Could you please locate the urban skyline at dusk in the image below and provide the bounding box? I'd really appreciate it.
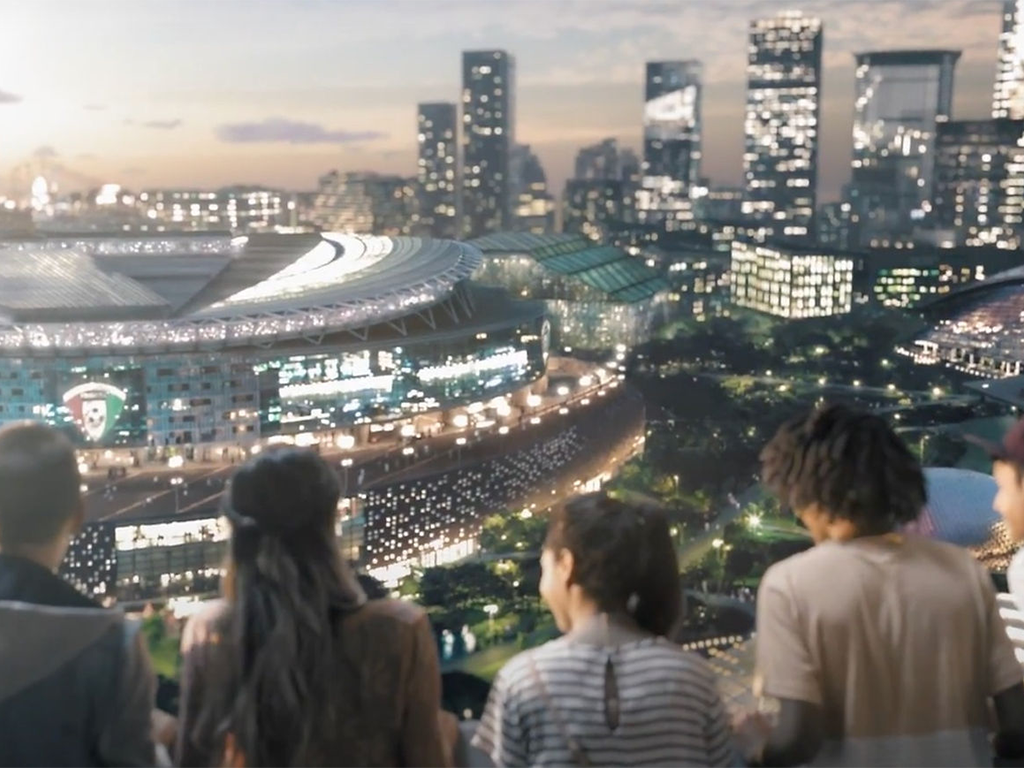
[0,0,1008,201]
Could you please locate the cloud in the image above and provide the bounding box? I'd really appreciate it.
[215,117,387,145]
[33,145,58,159]
[83,104,106,111]
[121,166,146,176]
[0,89,22,104]
[141,119,182,130]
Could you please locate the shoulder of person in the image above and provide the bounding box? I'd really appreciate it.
[357,596,429,628]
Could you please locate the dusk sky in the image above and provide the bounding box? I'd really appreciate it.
[0,0,1007,201]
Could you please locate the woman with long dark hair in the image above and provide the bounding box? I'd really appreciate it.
[472,491,735,766]
[175,448,450,767]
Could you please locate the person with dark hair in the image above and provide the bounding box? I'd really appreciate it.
[0,421,158,766]
[740,404,1024,766]
[176,447,451,767]
[472,491,735,766]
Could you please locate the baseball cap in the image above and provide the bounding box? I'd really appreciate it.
[964,418,1024,466]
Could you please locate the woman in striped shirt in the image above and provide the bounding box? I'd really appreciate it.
[473,492,736,767]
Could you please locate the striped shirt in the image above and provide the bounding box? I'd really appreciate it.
[472,629,736,766]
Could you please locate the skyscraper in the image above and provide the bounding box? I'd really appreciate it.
[461,50,514,239]
[637,60,702,230]
[743,11,822,241]
[574,138,622,181]
[510,144,555,234]
[994,0,1024,120]
[309,172,416,235]
[934,119,1024,248]
[847,50,959,247]
[417,102,458,238]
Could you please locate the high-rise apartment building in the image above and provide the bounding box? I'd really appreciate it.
[510,145,555,235]
[417,102,458,239]
[462,50,515,238]
[847,50,959,246]
[994,0,1024,120]
[743,12,822,241]
[934,119,1024,248]
[638,60,702,230]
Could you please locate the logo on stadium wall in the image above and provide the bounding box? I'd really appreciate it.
[62,382,127,442]
[541,319,551,363]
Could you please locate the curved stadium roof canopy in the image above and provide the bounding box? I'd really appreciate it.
[0,233,481,354]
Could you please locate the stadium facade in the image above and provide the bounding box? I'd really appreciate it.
[0,232,549,453]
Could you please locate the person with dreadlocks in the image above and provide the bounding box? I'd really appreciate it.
[736,404,1024,767]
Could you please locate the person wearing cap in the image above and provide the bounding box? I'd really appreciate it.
[970,419,1024,611]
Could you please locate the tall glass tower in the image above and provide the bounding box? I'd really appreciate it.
[994,0,1024,120]
[417,102,459,239]
[461,50,515,239]
[743,11,822,241]
[848,50,959,246]
[637,60,702,230]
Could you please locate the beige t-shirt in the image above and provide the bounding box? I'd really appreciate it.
[755,534,1023,767]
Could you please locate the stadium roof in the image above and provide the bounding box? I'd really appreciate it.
[0,233,482,354]
[470,232,670,302]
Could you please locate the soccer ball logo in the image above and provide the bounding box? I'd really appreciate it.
[62,382,127,443]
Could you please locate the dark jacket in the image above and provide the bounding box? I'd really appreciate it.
[0,554,156,767]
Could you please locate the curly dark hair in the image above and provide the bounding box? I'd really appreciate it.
[545,491,681,636]
[760,403,926,530]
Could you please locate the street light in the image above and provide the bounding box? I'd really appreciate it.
[556,386,570,397]
[484,603,499,635]
[527,394,542,408]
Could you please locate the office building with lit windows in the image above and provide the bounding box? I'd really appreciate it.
[563,179,632,241]
[511,144,555,234]
[417,102,459,239]
[730,240,852,318]
[575,138,623,181]
[994,0,1024,120]
[136,187,293,233]
[847,50,959,246]
[743,12,822,241]
[471,232,669,350]
[817,201,863,251]
[934,119,1024,248]
[638,60,702,230]
[309,172,417,235]
[462,50,515,238]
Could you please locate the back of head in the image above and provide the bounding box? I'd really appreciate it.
[213,448,363,766]
[760,403,926,530]
[547,492,681,636]
[0,421,80,549]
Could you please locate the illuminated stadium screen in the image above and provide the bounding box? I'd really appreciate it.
[46,368,148,448]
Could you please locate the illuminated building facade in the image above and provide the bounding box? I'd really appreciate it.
[0,233,548,448]
[511,144,555,234]
[309,172,417,235]
[743,12,822,241]
[847,50,959,246]
[994,0,1024,120]
[638,60,702,230]
[856,246,1019,308]
[562,179,631,241]
[471,232,669,350]
[462,50,515,238]
[730,240,853,318]
[417,102,459,239]
[137,187,292,233]
[934,119,1024,248]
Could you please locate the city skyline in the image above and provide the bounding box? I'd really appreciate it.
[0,0,1006,201]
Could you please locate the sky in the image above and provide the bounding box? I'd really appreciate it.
[0,0,1007,202]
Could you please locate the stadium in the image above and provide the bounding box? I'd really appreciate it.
[902,265,1024,378]
[0,231,550,454]
[0,232,647,602]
